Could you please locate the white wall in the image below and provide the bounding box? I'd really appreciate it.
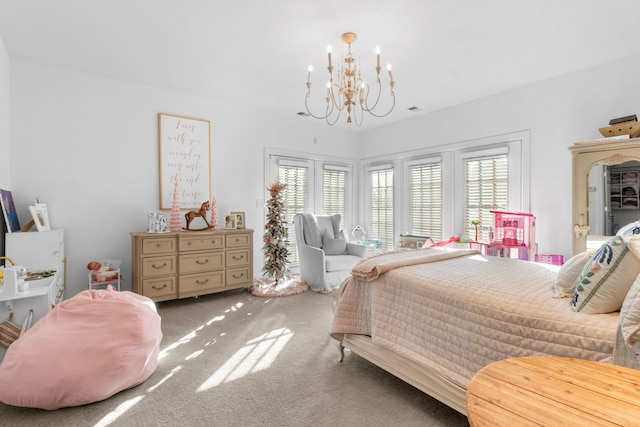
[7,58,359,297]
[0,38,9,253]
[358,53,640,258]
[0,38,9,189]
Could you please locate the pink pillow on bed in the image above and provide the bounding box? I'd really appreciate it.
[0,288,162,410]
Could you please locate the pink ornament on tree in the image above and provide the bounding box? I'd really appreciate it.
[169,181,182,231]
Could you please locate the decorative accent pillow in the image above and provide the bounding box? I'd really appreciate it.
[572,235,640,314]
[620,273,640,347]
[617,220,640,236]
[323,230,347,255]
[552,250,593,298]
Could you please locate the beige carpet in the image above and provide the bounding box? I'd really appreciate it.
[0,289,469,427]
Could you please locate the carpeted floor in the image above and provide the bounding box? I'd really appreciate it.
[0,288,470,426]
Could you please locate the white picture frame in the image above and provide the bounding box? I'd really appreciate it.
[29,204,51,232]
[231,211,245,229]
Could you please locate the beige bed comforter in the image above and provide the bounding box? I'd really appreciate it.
[332,249,621,389]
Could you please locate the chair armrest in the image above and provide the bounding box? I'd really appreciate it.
[346,243,368,258]
[297,242,327,283]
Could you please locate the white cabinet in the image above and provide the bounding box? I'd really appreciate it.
[2,229,65,322]
[5,229,65,274]
[1,229,65,361]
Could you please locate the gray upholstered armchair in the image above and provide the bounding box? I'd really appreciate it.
[293,213,367,293]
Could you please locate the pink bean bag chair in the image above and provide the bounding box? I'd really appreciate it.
[0,287,162,410]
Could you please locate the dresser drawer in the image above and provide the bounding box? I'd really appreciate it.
[226,267,251,286]
[180,251,224,274]
[142,276,177,299]
[226,233,251,248]
[179,271,224,295]
[226,248,250,267]
[142,255,177,278]
[142,237,177,255]
[179,235,224,252]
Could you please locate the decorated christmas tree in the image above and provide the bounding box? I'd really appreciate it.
[169,181,182,231]
[262,181,288,283]
[210,196,219,229]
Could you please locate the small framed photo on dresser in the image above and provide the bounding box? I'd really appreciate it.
[224,214,237,229]
[231,212,245,229]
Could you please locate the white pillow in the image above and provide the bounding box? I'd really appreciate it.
[572,235,640,314]
[621,273,640,347]
[617,220,640,236]
[552,251,593,298]
[323,230,347,255]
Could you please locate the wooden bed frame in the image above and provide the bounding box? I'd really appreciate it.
[339,333,468,415]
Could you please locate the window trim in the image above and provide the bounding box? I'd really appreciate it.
[264,147,358,249]
[361,130,530,244]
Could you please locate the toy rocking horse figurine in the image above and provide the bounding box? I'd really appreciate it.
[184,200,211,231]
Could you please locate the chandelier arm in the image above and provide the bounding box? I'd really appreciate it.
[328,83,346,112]
[325,86,342,126]
[304,91,332,120]
[363,90,396,118]
[361,78,383,113]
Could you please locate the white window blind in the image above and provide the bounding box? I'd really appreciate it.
[369,167,394,250]
[278,162,308,263]
[409,161,442,240]
[323,165,350,230]
[464,153,508,241]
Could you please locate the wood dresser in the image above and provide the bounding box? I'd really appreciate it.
[467,356,640,426]
[130,229,253,302]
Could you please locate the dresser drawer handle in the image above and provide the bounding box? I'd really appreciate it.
[152,262,167,269]
[152,283,167,290]
[232,255,244,261]
[232,273,244,279]
[196,259,209,265]
[196,278,209,285]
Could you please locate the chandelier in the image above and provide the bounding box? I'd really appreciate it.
[305,32,396,126]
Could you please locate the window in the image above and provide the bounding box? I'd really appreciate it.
[323,165,350,230]
[409,159,442,240]
[277,161,310,264]
[266,149,356,265]
[369,166,394,251]
[463,152,508,241]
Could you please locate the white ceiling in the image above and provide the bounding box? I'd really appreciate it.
[1,0,640,131]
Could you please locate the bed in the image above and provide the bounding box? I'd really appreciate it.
[331,241,640,415]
